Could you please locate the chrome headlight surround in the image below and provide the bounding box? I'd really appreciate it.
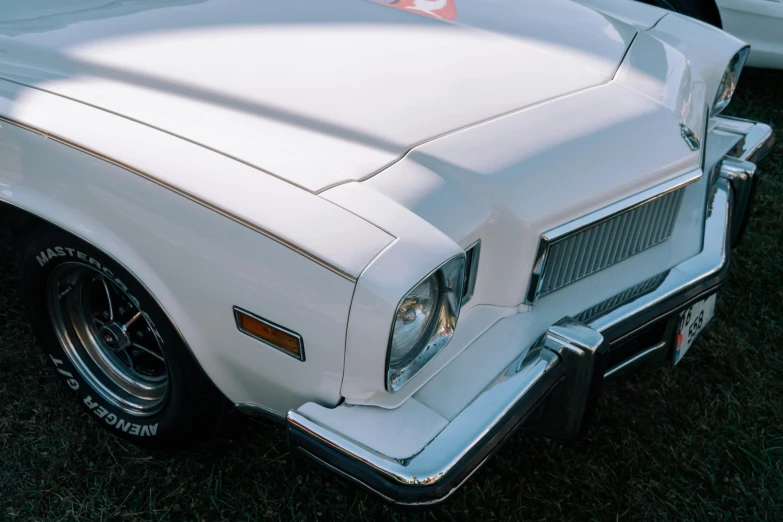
[713,46,749,115]
[386,255,465,393]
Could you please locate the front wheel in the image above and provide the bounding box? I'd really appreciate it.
[19,226,224,447]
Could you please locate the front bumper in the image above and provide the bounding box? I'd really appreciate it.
[286,118,774,506]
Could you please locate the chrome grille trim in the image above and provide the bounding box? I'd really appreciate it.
[461,241,481,305]
[526,169,702,304]
[573,271,669,325]
[540,190,683,295]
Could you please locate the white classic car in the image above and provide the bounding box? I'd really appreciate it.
[636,0,783,69]
[0,0,775,506]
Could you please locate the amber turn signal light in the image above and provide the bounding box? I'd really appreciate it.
[234,307,305,360]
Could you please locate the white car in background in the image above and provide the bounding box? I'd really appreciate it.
[0,0,775,505]
[637,0,783,68]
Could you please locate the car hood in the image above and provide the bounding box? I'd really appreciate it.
[0,0,640,192]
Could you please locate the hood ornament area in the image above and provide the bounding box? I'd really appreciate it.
[680,123,701,151]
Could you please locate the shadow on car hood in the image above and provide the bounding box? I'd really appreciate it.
[0,0,639,192]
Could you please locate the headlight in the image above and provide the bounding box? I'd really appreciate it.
[386,255,465,392]
[713,46,749,115]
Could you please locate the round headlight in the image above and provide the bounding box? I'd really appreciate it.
[386,255,466,392]
[389,274,440,367]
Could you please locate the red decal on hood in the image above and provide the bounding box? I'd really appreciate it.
[373,0,458,21]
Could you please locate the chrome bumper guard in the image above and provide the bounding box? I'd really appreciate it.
[286,120,774,506]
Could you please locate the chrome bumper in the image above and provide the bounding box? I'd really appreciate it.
[286,119,774,506]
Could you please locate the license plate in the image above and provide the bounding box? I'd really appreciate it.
[674,294,717,365]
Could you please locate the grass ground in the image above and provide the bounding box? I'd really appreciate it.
[1,74,782,522]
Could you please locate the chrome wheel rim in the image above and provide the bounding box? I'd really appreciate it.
[46,262,168,416]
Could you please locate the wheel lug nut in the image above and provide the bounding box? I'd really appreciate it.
[103,311,110,319]
[118,306,126,315]
[132,349,141,356]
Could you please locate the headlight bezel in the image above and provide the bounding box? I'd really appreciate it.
[713,46,750,116]
[387,274,442,368]
[385,254,466,393]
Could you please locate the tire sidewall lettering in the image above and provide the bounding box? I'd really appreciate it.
[38,245,163,438]
[36,245,164,345]
[82,395,158,437]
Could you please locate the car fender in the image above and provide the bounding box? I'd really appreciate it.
[0,80,394,415]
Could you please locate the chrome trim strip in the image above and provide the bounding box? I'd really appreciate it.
[0,115,358,282]
[700,103,710,171]
[526,236,552,304]
[233,306,305,361]
[720,157,756,182]
[720,157,757,247]
[526,169,701,304]
[587,178,731,337]
[527,319,607,440]
[461,240,481,305]
[544,170,700,244]
[604,340,667,379]
[720,118,775,165]
[288,344,563,504]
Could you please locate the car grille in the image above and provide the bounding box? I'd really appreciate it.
[573,271,669,325]
[528,186,686,302]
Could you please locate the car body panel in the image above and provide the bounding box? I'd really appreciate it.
[0,0,638,192]
[0,79,394,281]
[646,13,748,100]
[296,397,448,460]
[716,0,783,69]
[574,0,668,28]
[0,79,395,415]
[0,0,766,473]
[323,13,748,407]
[328,80,710,406]
[322,180,511,402]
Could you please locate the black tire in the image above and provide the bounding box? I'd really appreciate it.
[639,0,722,27]
[18,226,224,448]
